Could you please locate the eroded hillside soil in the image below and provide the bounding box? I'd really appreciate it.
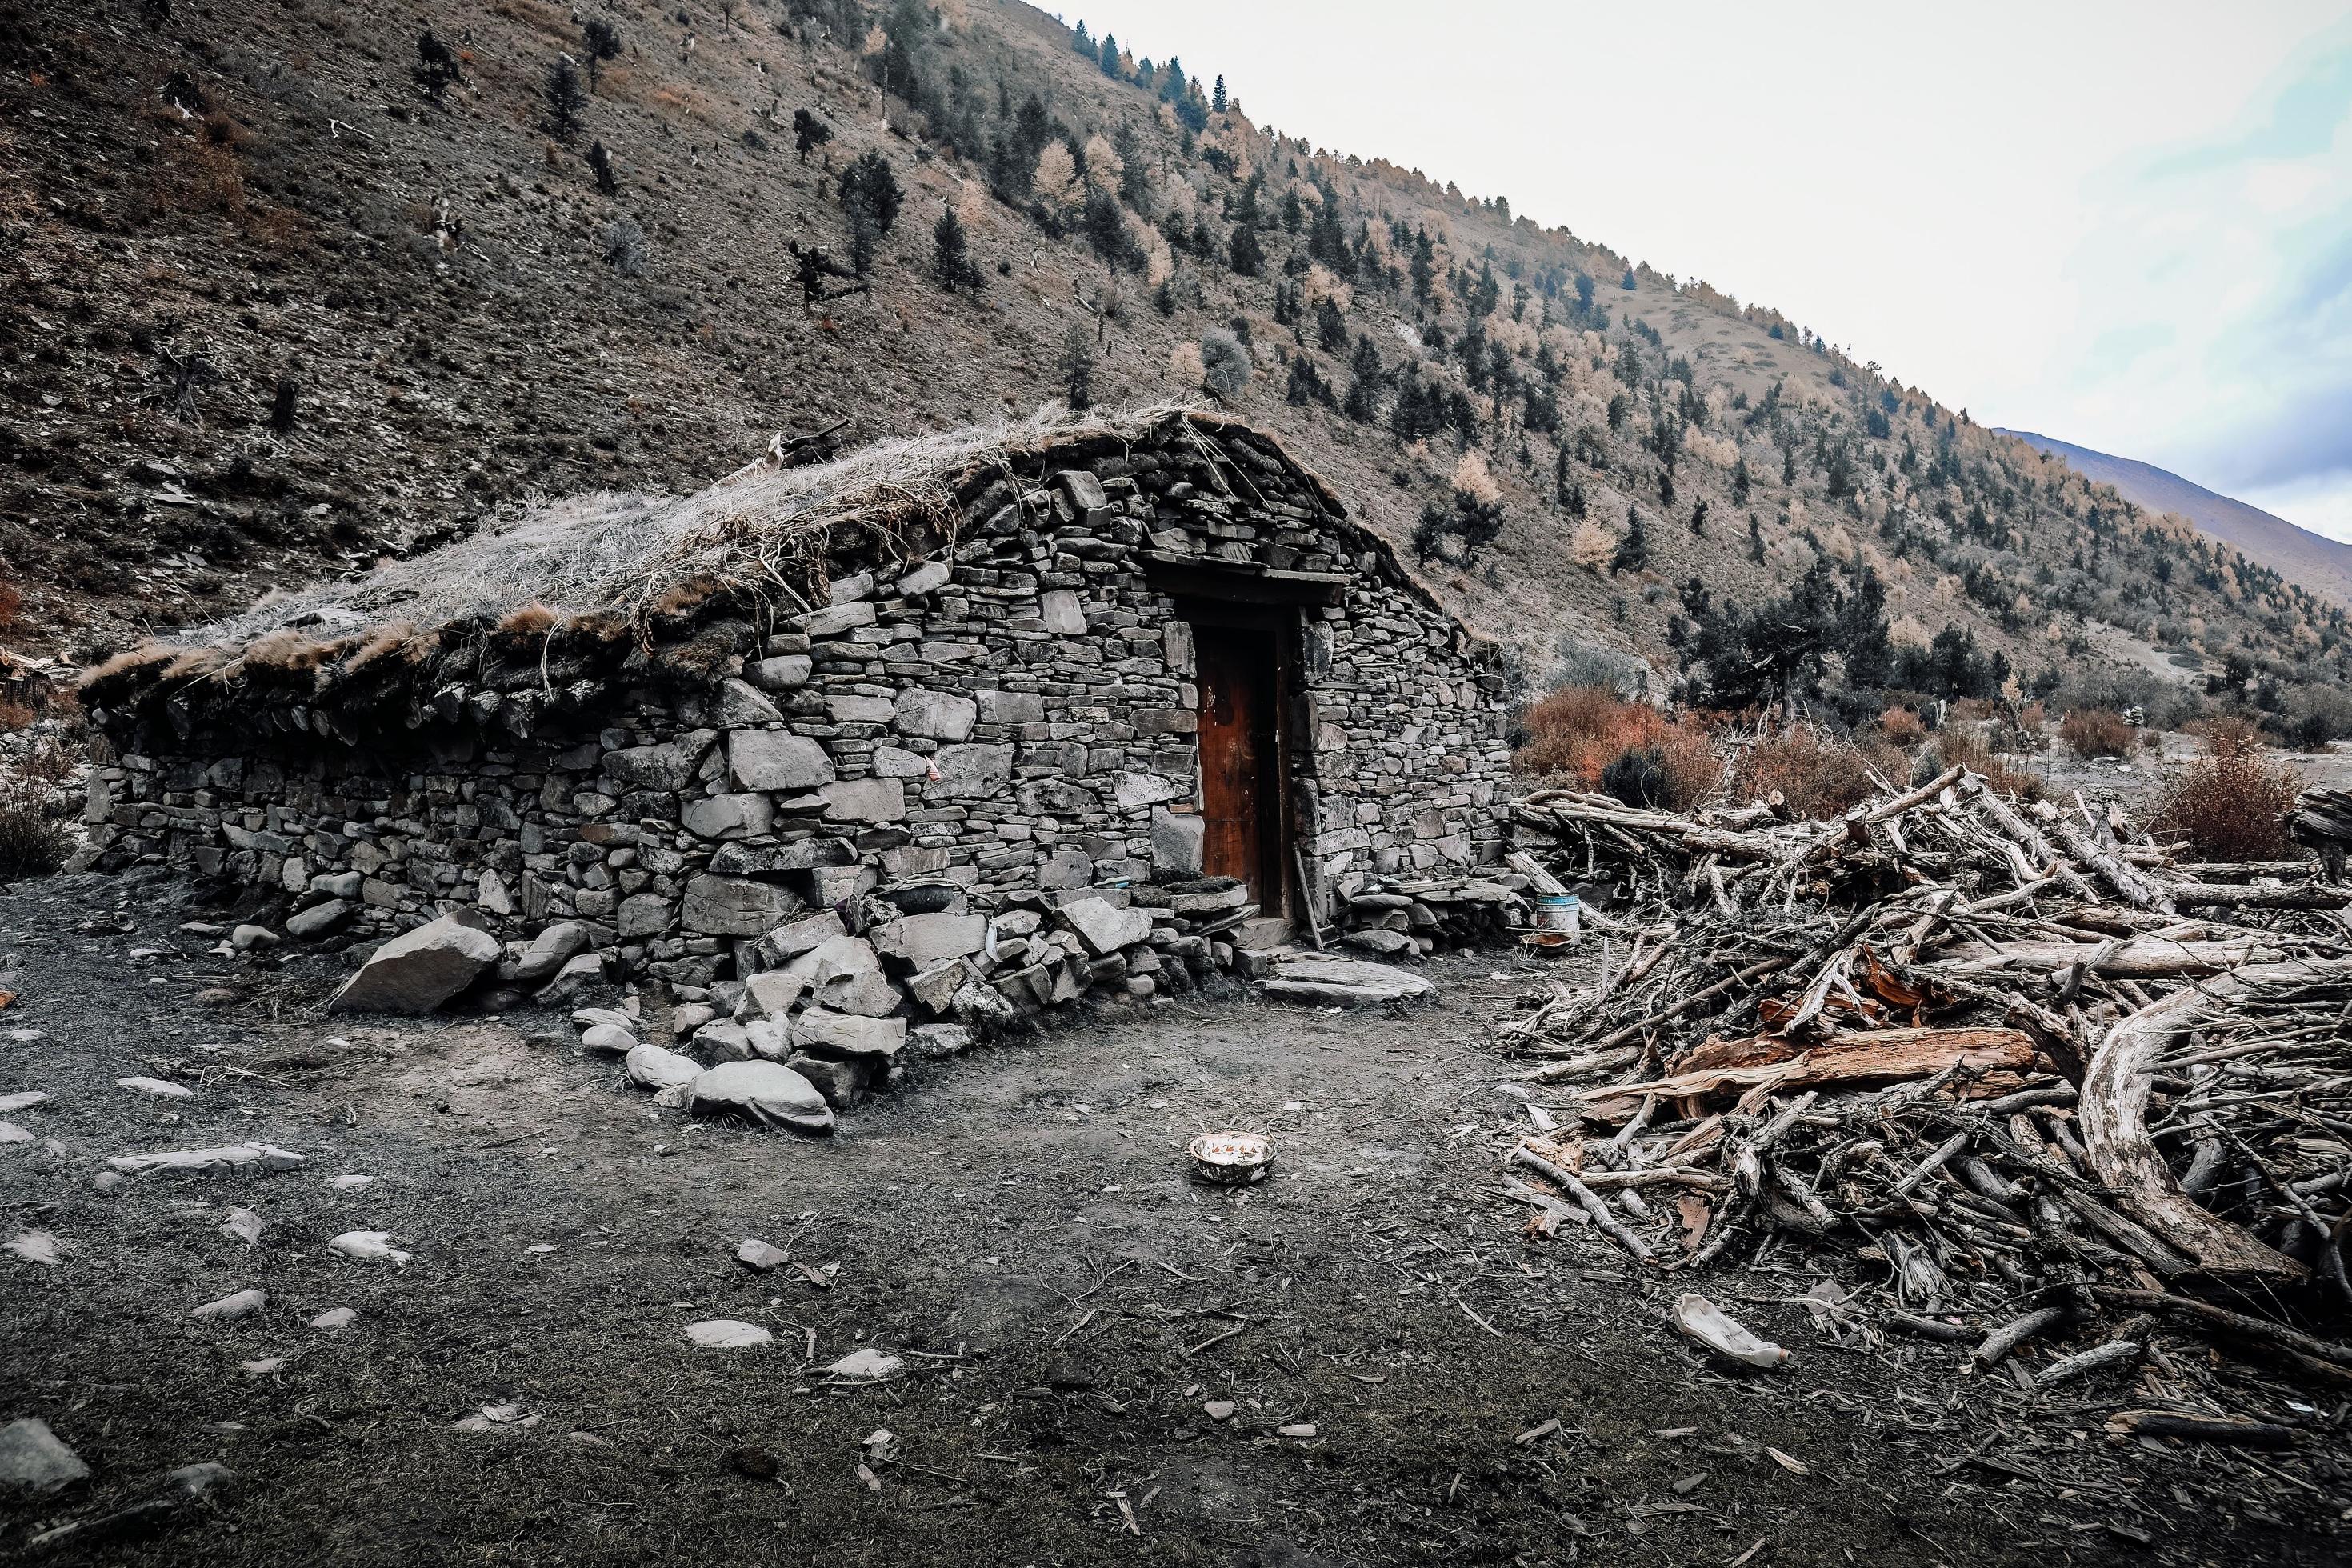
[2,867,2346,1565]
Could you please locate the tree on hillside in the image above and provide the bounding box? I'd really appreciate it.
[1082,188,1134,267]
[1229,222,1263,277]
[1200,329,1253,400]
[545,55,587,141]
[1620,268,1637,290]
[587,139,619,196]
[787,240,866,312]
[932,206,984,293]
[1314,296,1347,351]
[1060,323,1096,410]
[580,18,622,91]
[1071,20,1093,57]
[1098,34,1120,75]
[838,150,903,274]
[1610,509,1650,575]
[413,30,462,101]
[793,108,833,163]
[1212,74,1227,113]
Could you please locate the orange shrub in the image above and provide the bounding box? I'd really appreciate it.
[2153,730,2303,862]
[1516,686,1718,807]
[1875,705,1927,749]
[2058,708,2137,758]
[1730,726,1886,819]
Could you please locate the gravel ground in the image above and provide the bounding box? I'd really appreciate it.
[2,867,2347,1566]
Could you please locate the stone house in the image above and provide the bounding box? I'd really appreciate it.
[77,410,1514,1058]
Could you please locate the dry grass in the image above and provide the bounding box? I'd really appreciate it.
[1518,686,1720,809]
[1729,725,1889,820]
[2059,708,2138,758]
[172,403,1214,663]
[2154,723,2305,862]
[1930,726,2043,802]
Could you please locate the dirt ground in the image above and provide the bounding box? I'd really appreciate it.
[3,867,2349,1566]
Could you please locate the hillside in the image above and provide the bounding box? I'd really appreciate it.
[2000,430,2352,611]
[3,0,2348,718]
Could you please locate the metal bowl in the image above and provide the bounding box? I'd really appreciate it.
[1187,1130,1274,1186]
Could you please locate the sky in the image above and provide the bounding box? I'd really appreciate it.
[1058,1,2352,542]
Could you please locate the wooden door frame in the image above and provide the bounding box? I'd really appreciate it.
[1174,597,1299,919]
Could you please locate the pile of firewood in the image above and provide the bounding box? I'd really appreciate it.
[1497,766,2352,1387]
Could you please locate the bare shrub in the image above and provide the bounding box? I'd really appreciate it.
[2153,725,2303,862]
[2058,708,2137,758]
[1730,726,1886,819]
[601,216,646,276]
[0,775,68,881]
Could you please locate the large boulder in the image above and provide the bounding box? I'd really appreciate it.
[686,1061,834,1134]
[894,689,977,742]
[928,742,1014,799]
[715,678,783,727]
[790,1008,906,1061]
[820,778,906,823]
[626,1043,701,1093]
[1056,895,1153,958]
[606,730,716,792]
[682,793,776,841]
[1151,808,1206,876]
[682,875,798,937]
[754,910,847,967]
[0,1418,90,1492]
[328,915,502,1014]
[870,912,986,970]
[727,730,835,792]
[781,934,902,1018]
[1260,957,1434,1007]
[286,898,358,941]
[510,921,591,985]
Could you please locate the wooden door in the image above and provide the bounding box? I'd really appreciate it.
[1194,625,1284,910]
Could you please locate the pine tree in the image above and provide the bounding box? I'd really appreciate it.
[1098,34,1118,75]
[838,150,903,274]
[545,55,587,141]
[1212,74,1227,113]
[580,18,621,91]
[1060,322,1095,410]
[1731,455,1751,502]
[587,138,618,196]
[1747,513,1766,563]
[1314,295,1346,351]
[1228,221,1263,277]
[1620,267,1638,290]
[1072,20,1093,56]
[1610,510,1650,575]
[793,108,833,163]
[932,206,984,292]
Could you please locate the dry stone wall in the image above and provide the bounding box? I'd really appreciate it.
[82,428,1514,1038]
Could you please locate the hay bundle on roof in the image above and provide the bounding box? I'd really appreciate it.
[78,406,1353,745]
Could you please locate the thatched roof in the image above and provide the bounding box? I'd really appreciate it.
[78,406,1383,739]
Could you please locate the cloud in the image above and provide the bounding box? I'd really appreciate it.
[2057,23,2352,523]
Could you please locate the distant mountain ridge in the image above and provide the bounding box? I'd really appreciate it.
[1999,430,2352,610]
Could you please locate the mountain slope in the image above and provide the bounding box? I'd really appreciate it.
[2000,430,2352,611]
[2,0,2346,711]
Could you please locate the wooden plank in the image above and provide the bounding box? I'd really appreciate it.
[1574,1026,2037,1105]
